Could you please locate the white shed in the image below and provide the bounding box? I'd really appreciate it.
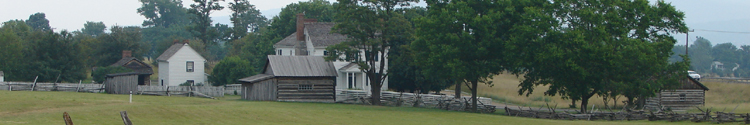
[156,42,206,86]
[0,71,4,82]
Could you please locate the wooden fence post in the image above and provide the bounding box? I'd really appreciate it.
[63,112,73,125]
[76,80,82,92]
[120,111,132,125]
[31,76,38,91]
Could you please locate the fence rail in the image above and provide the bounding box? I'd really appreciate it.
[336,89,495,113]
[702,77,750,84]
[137,86,224,97]
[0,82,103,92]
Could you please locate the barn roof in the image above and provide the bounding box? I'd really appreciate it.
[110,57,153,75]
[238,55,337,83]
[266,55,337,77]
[105,72,140,77]
[156,43,185,61]
[686,76,709,90]
[305,22,347,47]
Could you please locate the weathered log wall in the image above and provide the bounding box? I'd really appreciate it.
[645,89,705,111]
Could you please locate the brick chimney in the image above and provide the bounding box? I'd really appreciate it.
[122,50,132,58]
[296,13,305,41]
[296,13,318,41]
[173,39,180,44]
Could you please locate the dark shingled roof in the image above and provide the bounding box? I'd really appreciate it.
[110,57,153,75]
[687,76,709,90]
[305,22,347,47]
[156,43,185,61]
[274,33,300,47]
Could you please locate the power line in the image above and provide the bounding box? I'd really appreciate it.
[694,29,750,34]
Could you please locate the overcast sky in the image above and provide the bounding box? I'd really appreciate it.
[1,0,748,45]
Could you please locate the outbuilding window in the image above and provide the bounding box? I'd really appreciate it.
[186,61,194,72]
[299,84,313,90]
[679,94,686,102]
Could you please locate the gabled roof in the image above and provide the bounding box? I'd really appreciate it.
[274,33,300,47]
[238,55,337,83]
[0,71,4,76]
[686,76,709,90]
[265,55,337,77]
[105,72,140,77]
[110,57,153,74]
[305,22,347,47]
[157,43,191,61]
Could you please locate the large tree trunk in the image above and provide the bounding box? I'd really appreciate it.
[470,80,478,112]
[454,82,461,98]
[580,97,589,113]
[371,78,382,105]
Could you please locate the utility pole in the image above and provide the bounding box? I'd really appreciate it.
[686,29,694,55]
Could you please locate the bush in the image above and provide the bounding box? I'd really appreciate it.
[208,56,255,86]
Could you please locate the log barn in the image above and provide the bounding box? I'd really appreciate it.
[646,76,709,111]
[104,72,140,94]
[238,55,337,103]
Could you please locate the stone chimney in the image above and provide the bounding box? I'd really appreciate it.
[122,50,132,58]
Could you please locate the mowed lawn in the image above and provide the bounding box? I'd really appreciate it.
[468,73,750,113]
[0,91,709,125]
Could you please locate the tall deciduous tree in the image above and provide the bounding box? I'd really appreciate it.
[266,0,334,42]
[413,0,551,112]
[0,20,30,81]
[326,0,416,106]
[188,0,224,49]
[228,0,267,41]
[26,13,52,31]
[137,0,191,27]
[94,26,146,66]
[512,0,689,112]
[81,21,106,36]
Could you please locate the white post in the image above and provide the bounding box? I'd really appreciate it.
[76,80,82,92]
[129,91,133,103]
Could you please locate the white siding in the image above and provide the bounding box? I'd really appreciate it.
[276,47,295,56]
[161,44,207,86]
[158,61,169,86]
[0,76,4,82]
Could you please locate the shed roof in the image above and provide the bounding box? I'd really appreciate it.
[305,22,347,47]
[156,43,185,61]
[110,57,153,74]
[686,76,709,90]
[237,74,274,83]
[265,55,337,77]
[105,72,140,77]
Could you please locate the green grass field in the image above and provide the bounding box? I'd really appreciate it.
[466,73,750,113]
[0,91,713,125]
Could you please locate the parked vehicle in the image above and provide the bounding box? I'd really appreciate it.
[688,70,700,81]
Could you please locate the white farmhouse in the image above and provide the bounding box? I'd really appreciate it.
[157,42,206,86]
[273,13,388,94]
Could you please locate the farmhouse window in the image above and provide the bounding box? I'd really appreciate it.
[324,51,328,56]
[679,94,686,102]
[186,61,194,72]
[348,73,356,89]
[299,84,313,90]
[278,49,282,55]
